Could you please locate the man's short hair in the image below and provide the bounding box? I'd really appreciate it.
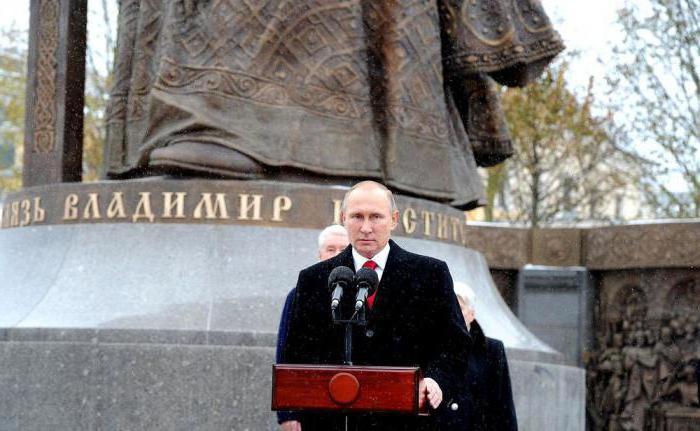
[340,180,398,213]
[454,281,476,312]
[317,224,348,249]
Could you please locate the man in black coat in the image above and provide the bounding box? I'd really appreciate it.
[438,284,518,431]
[283,181,471,431]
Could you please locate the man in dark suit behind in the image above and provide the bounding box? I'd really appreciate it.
[283,181,471,431]
[439,283,518,431]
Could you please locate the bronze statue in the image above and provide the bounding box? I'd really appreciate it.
[104,0,563,208]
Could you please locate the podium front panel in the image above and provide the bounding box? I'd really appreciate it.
[272,364,424,414]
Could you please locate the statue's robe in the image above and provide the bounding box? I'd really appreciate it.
[105,0,563,209]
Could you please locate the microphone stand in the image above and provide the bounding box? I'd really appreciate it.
[344,323,353,366]
[333,302,367,431]
[334,307,366,364]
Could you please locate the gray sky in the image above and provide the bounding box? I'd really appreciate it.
[542,0,626,94]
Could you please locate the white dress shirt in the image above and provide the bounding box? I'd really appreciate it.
[351,243,390,283]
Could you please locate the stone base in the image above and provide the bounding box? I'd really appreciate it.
[0,328,583,431]
[0,329,276,430]
[0,180,585,430]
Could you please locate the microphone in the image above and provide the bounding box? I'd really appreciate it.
[354,267,379,311]
[328,266,355,311]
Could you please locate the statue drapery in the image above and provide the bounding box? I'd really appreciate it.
[105,0,563,209]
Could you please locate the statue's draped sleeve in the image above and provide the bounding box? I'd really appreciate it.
[439,0,563,85]
[438,0,564,166]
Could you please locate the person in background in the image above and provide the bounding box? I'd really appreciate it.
[442,282,518,431]
[275,224,349,431]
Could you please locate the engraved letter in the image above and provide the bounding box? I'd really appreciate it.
[162,192,187,219]
[107,192,127,219]
[459,221,468,245]
[272,195,293,222]
[436,213,448,240]
[333,199,343,224]
[402,207,417,234]
[450,217,462,242]
[33,197,45,223]
[10,201,19,227]
[20,199,31,226]
[238,194,263,220]
[194,193,229,219]
[132,192,155,223]
[63,194,79,220]
[421,211,435,237]
[83,193,101,219]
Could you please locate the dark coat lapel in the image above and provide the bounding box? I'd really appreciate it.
[469,319,488,351]
[334,244,354,270]
[368,239,407,315]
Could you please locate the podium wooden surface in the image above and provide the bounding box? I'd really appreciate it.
[272,364,427,415]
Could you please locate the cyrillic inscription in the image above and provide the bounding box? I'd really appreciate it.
[0,188,467,247]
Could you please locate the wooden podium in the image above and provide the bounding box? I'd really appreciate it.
[271,364,429,415]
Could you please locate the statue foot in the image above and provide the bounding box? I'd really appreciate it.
[149,142,266,179]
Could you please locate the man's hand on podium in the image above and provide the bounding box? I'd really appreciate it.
[418,377,443,409]
[280,420,301,431]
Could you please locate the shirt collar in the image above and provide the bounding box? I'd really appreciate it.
[351,242,390,272]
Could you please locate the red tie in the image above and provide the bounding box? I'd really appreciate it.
[362,260,378,308]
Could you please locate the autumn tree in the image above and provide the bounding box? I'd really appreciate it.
[486,60,643,227]
[0,26,26,191]
[0,2,114,192]
[608,0,699,217]
[82,0,115,182]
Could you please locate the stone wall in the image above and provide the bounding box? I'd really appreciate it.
[465,221,700,431]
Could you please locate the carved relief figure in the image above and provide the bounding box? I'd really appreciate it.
[655,326,684,397]
[603,356,628,431]
[621,330,657,431]
[104,0,563,209]
[589,278,700,431]
[660,364,699,408]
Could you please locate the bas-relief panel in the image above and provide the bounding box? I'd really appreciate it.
[587,270,700,431]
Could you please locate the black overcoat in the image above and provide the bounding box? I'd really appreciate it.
[438,319,518,431]
[283,240,471,431]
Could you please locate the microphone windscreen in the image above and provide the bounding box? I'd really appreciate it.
[355,267,379,294]
[328,266,355,291]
